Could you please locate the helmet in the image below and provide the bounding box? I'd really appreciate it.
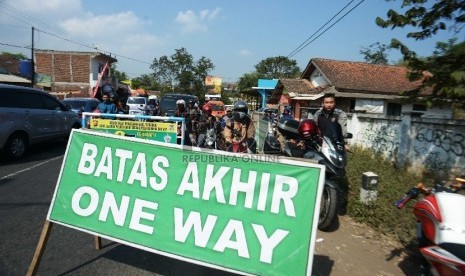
[298,119,318,139]
[233,100,248,113]
[202,104,212,116]
[176,99,185,106]
[187,99,196,106]
[233,100,248,121]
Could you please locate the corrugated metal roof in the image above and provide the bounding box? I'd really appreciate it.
[0,74,30,83]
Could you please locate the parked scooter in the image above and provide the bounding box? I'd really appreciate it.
[277,117,352,231]
[395,177,465,275]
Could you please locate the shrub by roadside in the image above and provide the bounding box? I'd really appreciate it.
[345,146,426,245]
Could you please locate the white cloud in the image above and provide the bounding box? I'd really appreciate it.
[175,8,221,33]
[239,49,253,56]
[6,0,82,15]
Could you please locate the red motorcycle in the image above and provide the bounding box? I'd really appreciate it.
[395,177,465,275]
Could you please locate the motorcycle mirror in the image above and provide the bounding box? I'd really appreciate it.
[345,133,353,139]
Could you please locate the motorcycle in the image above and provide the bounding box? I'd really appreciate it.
[277,117,351,231]
[395,177,465,275]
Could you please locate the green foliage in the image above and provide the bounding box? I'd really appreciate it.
[376,0,465,104]
[254,56,301,79]
[150,47,215,98]
[391,38,465,103]
[376,0,464,41]
[110,64,128,82]
[237,72,261,92]
[359,42,390,64]
[345,146,428,245]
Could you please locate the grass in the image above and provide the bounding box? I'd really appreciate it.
[344,146,429,245]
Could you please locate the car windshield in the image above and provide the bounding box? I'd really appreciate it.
[210,104,224,111]
[128,98,146,104]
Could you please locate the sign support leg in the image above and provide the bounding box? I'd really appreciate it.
[27,220,53,276]
[94,236,102,250]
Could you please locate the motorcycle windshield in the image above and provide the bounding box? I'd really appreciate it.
[321,136,347,169]
[318,117,344,144]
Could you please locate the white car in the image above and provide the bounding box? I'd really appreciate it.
[0,84,81,159]
[126,96,148,115]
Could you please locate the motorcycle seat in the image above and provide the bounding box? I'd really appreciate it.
[277,118,300,139]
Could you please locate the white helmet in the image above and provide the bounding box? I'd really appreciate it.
[148,95,157,100]
[176,99,185,106]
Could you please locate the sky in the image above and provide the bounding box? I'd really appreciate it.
[0,0,463,83]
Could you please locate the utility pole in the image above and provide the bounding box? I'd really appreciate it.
[31,26,35,87]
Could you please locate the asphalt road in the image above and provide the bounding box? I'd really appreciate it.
[0,140,417,276]
[0,141,235,276]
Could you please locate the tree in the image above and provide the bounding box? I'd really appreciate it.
[236,56,300,92]
[254,56,301,79]
[360,42,390,64]
[376,0,465,103]
[150,48,215,98]
[237,72,261,92]
[132,73,160,91]
[110,64,128,82]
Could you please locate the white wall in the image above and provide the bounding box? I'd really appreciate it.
[348,113,465,179]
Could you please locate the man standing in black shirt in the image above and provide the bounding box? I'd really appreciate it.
[313,93,348,144]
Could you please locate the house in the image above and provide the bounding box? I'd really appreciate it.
[267,78,324,120]
[34,49,118,99]
[300,58,452,119]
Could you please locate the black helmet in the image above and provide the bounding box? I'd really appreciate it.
[233,100,248,121]
[187,99,196,106]
[233,100,248,113]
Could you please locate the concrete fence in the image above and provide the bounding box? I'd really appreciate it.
[349,113,465,179]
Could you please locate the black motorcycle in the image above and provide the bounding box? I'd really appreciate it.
[277,117,352,231]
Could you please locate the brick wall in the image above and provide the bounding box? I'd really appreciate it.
[35,52,90,83]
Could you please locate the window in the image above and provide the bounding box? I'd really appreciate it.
[41,95,62,110]
[22,93,43,109]
[413,104,427,111]
[0,89,22,108]
[386,102,402,116]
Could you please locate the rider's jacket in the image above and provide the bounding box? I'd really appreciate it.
[313,108,348,142]
[222,117,255,144]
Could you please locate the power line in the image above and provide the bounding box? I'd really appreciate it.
[0,2,152,69]
[288,0,365,58]
[288,0,357,58]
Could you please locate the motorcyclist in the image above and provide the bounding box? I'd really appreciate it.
[175,99,187,118]
[222,100,256,153]
[197,104,221,148]
[186,99,200,145]
[147,95,160,116]
[313,93,348,145]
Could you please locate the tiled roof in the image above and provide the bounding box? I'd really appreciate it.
[279,78,318,95]
[304,58,423,94]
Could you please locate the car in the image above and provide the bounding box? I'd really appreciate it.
[204,100,225,117]
[159,93,199,117]
[126,96,148,115]
[62,97,100,118]
[0,84,81,159]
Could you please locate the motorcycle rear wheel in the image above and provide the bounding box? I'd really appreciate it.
[318,184,338,231]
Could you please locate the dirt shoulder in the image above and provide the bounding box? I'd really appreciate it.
[312,216,421,276]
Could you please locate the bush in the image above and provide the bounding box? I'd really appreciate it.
[345,146,427,245]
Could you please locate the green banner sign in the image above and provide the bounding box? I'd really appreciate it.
[48,129,324,276]
[89,118,177,143]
